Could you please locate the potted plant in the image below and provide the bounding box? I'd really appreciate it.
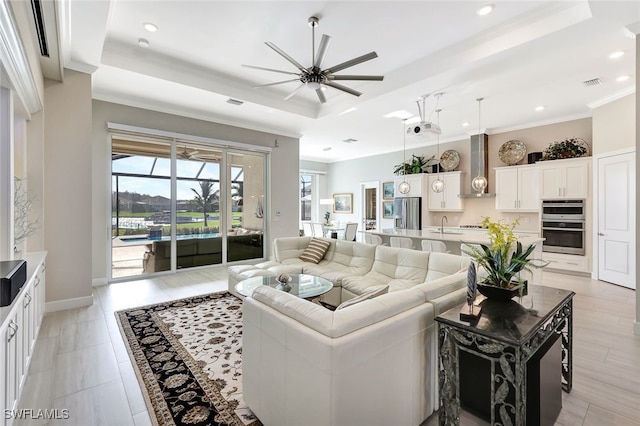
[542,137,589,161]
[463,217,547,300]
[393,154,437,175]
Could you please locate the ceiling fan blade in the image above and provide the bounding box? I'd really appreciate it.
[329,75,384,81]
[265,42,307,73]
[253,79,301,88]
[316,88,326,104]
[314,35,331,69]
[323,81,362,97]
[242,64,300,76]
[324,51,378,74]
[284,83,306,101]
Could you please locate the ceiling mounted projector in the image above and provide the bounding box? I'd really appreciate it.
[407,122,441,136]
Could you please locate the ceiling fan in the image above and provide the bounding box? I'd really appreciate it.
[178,146,220,162]
[243,16,384,103]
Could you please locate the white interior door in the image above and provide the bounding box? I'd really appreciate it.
[598,152,635,288]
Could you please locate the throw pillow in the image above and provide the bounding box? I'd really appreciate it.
[336,285,389,310]
[299,238,331,264]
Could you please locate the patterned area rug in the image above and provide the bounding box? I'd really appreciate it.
[115,292,261,426]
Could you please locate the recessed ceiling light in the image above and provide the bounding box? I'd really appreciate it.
[609,50,624,59]
[616,75,630,82]
[143,22,158,32]
[384,110,413,119]
[462,122,470,127]
[535,105,545,112]
[476,4,494,16]
[137,38,150,48]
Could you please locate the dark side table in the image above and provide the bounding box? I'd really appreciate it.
[435,285,574,426]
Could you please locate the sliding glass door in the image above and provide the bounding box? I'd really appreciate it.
[111,137,266,280]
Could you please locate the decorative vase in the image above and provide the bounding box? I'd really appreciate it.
[477,280,527,302]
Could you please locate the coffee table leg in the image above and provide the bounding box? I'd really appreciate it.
[439,324,460,425]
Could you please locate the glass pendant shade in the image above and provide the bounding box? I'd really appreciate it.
[432,177,445,193]
[398,180,411,194]
[472,175,488,194]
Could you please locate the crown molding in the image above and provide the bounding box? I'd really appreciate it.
[587,86,636,109]
[0,0,43,114]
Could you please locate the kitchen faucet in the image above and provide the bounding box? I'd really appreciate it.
[441,215,448,234]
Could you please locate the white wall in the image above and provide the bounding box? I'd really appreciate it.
[44,70,93,305]
[593,94,635,153]
[92,101,300,282]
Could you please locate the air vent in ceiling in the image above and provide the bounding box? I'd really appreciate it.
[30,0,49,57]
[226,98,243,106]
[342,138,358,144]
[582,78,603,87]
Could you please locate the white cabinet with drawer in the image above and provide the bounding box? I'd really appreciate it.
[542,251,590,273]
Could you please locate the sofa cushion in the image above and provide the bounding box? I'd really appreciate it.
[299,238,331,264]
[371,246,431,282]
[336,285,389,310]
[425,252,471,281]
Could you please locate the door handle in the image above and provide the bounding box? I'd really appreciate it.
[598,232,606,236]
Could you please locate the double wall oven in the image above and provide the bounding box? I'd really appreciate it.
[541,200,585,255]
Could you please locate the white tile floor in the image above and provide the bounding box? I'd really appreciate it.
[15,268,640,426]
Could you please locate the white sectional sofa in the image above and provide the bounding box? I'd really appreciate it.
[234,236,472,426]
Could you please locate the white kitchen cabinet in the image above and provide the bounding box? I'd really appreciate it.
[393,174,425,198]
[495,165,540,211]
[542,251,590,273]
[427,171,464,211]
[0,253,47,426]
[539,158,589,199]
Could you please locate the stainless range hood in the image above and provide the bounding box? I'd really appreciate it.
[460,133,495,198]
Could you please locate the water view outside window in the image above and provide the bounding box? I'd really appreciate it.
[111,138,265,279]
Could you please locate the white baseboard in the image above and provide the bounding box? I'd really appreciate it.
[634,321,640,336]
[92,278,108,287]
[45,295,94,313]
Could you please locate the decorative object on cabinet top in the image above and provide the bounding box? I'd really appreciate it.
[439,150,460,171]
[393,154,437,175]
[542,137,590,161]
[498,140,527,166]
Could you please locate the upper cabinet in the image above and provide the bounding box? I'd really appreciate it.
[539,158,589,199]
[427,171,464,211]
[393,174,425,198]
[495,164,540,211]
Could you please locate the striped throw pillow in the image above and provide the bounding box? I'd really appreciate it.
[299,238,331,264]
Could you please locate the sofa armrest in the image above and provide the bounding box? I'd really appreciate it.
[250,285,424,338]
[413,270,468,302]
[428,287,467,316]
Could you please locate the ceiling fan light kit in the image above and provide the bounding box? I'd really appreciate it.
[244,16,384,103]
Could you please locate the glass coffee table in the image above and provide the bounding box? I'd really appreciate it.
[235,273,333,299]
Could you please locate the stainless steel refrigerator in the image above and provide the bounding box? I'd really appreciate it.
[393,197,422,230]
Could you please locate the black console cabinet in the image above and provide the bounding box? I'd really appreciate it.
[436,286,574,425]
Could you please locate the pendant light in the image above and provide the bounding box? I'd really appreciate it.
[471,97,488,194]
[431,108,445,193]
[398,118,411,194]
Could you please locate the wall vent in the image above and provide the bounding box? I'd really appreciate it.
[342,138,358,143]
[582,78,603,87]
[226,98,243,106]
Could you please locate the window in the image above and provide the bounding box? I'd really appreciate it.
[110,137,265,279]
[300,174,312,221]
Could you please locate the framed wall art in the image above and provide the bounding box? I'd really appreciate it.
[333,193,353,214]
[382,181,394,200]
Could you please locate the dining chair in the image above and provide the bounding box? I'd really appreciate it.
[421,239,448,253]
[390,237,414,249]
[343,222,358,241]
[302,222,313,237]
[312,223,325,238]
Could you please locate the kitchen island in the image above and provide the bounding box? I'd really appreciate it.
[364,228,545,283]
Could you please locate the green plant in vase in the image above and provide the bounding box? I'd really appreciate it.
[463,217,547,297]
[393,154,437,175]
[542,137,589,160]
[324,211,332,226]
